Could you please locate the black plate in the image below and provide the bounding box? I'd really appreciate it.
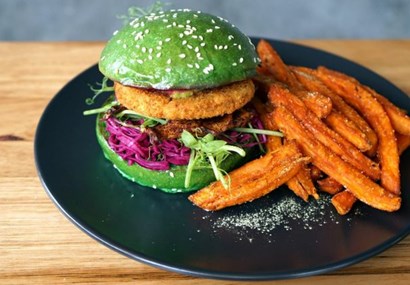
[35,39,410,280]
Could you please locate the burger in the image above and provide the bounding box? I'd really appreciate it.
[86,9,266,193]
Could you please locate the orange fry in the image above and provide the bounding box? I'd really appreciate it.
[286,175,309,202]
[316,66,400,195]
[251,98,282,151]
[188,141,307,211]
[268,83,380,181]
[331,190,358,215]
[272,105,401,212]
[291,66,378,155]
[257,40,300,87]
[287,164,319,200]
[252,97,318,201]
[311,65,410,136]
[310,165,323,181]
[293,90,332,119]
[317,177,343,195]
[324,110,372,152]
[365,86,410,136]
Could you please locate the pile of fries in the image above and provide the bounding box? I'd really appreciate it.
[189,40,410,215]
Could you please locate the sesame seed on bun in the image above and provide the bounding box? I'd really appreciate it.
[99,9,260,90]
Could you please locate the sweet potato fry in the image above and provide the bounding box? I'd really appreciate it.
[397,133,410,155]
[310,165,323,181]
[252,97,319,201]
[251,98,282,151]
[286,175,309,202]
[316,66,400,195]
[310,65,410,136]
[324,110,372,152]
[291,66,378,154]
[293,90,332,119]
[268,83,380,181]
[365,86,410,136]
[331,190,357,215]
[272,105,401,212]
[288,164,319,200]
[257,39,300,87]
[317,177,343,195]
[189,141,308,211]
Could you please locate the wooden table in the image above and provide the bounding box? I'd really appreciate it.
[1,41,409,284]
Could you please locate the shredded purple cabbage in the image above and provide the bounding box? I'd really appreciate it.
[105,117,190,170]
[104,114,267,171]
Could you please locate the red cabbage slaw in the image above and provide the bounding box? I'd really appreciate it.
[104,114,267,171]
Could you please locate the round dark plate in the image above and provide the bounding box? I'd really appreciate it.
[35,38,410,280]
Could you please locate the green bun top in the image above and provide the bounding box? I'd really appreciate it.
[99,9,260,90]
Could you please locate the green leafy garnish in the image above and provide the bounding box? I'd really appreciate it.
[233,124,283,153]
[83,100,119,116]
[116,109,168,128]
[231,127,283,137]
[117,1,170,25]
[181,131,246,189]
[85,76,115,105]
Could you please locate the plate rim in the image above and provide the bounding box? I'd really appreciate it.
[34,38,410,281]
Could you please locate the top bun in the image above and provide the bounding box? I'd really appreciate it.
[99,9,260,90]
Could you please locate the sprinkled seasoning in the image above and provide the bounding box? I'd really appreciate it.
[208,194,361,240]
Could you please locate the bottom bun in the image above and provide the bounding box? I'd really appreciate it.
[95,114,259,193]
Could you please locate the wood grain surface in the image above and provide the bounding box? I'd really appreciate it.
[0,41,409,284]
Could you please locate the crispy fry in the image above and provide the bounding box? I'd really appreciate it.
[188,141,307,211]
[288,163,319,200]
[252,97,319,201]
[291,66,378,154]
[311,65,410,136]
[365,86,410,136]
[310,165,323,181]
[293,90,332,119]
[257,40,300,87]
[316,66,400,195]
[272,105,401,212]
[251,97,282,151]
[286,175,309,202]
[324,110,372,152]
[317,177,343,195]
[331,190,358,215]
[397,134,410,155]
[268,83,381,181]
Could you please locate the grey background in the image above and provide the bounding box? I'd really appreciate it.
[1,0,409,41]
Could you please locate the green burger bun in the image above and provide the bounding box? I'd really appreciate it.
[99,9,259,89]
[96,106,259,193]
[93,8,261,193]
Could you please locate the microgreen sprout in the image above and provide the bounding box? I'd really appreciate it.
[117,1,170,25]
[231,127,284,137]
[83,100,119,116]
[85,76,115,105]
[232,126,283,153]
[116,109,168,128]
[181,130,245,189]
